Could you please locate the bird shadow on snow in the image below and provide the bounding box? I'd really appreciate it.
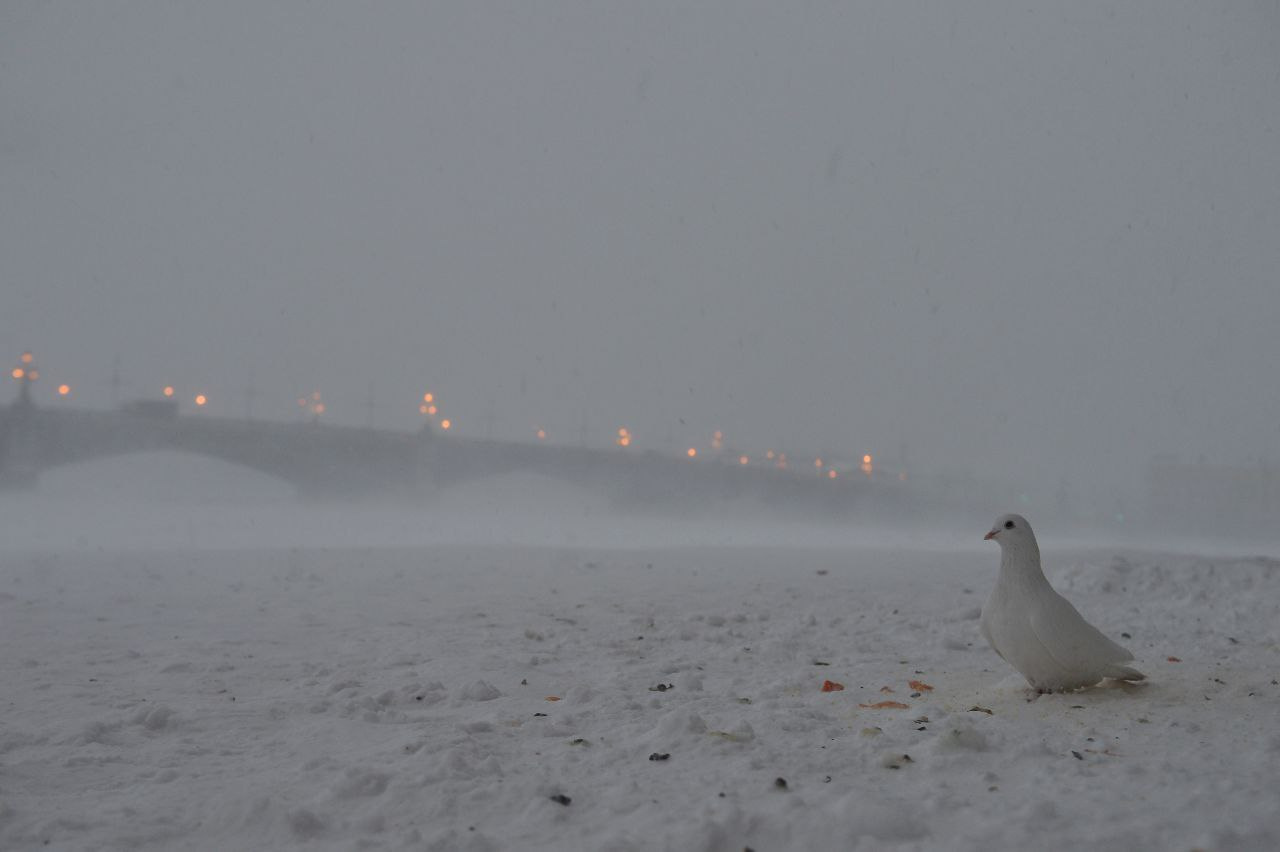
[959,673,1153,713]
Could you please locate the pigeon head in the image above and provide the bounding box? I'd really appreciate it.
[983,513,1035,548]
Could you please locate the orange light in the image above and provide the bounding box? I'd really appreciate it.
[739,455,749,465]
[195,394,207,406]
[863,454,872,465]
[618,436,631,447]
[618,427,629,437]
[11,367,23,380]
[163,386,175,398]
[827,469,838,479]
[536,429,547,440]
[20,351,33,364]
[58,384,70,396]
[713,431,723,440]
[814,458,824,468]
[423,392,434,403]
[440,419,452,430]
[26,370,37,380]
[687,447,697,458]
[427,405,437,415]
[419,404,429,415]
[766,450,775,460]
[314,403,325,415]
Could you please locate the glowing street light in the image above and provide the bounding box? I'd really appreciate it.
[616,427,631,448]
[861,454,874,476]
[686,447,697,458]
[738,455,749,465]
[58,383,70,397]
[827,469,838,479]
[163,386,175,398]
[814,457,824,469]
[299,391,324,420]
[194,394,208,407]
[418,391,441,421]
[10,367,22,380]
[440,419,452,431]
[711,430,724,451]
[536,428,547,440]
[20,351,33,365]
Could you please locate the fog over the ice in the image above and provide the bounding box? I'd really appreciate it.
[3,1,1278,502]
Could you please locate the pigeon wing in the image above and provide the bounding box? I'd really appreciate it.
[1028,591,1134,672]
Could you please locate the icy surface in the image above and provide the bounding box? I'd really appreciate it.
[2,517,1277,850]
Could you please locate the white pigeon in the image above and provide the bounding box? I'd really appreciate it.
[980,513,1145,692]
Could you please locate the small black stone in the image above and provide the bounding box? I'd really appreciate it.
[774,777,788,789]
[550,794,571,806]
[648,752,671,761]
[1071,751,1083,760]
[1121,632,1131,639]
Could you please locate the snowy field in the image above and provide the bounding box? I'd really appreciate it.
[2,458,1279,851]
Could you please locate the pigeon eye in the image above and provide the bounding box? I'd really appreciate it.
[1004,520,1014,529]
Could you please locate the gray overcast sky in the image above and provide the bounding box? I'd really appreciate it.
[2,1,1278,497]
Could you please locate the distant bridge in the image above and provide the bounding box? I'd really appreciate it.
[0,396,882,511]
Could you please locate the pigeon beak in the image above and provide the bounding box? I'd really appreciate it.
[983,530,998,541]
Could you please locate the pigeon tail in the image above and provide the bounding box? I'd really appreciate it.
[1103,664,1146,682]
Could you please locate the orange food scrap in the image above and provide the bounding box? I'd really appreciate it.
[908,680,934,692]
[858,700,910,710]
[821,680,845,692]
[879,686,895,694]
[1166,656,1182,663]
[545,696,561,701]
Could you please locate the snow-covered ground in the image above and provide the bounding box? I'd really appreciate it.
[2,457,1278,851]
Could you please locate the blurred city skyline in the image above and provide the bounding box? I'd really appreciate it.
[4,2,1278,503]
